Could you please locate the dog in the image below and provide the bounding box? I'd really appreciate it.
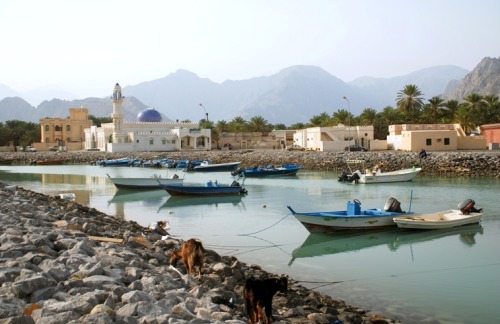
[243,276,288,324]
[169,238,205,281]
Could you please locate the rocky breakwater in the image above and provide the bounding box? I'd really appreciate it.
[0,183,396,324]
[3,150,498,177]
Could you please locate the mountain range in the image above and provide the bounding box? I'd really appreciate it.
[1,56,499,126]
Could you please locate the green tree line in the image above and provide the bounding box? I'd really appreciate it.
[2,86,499,147]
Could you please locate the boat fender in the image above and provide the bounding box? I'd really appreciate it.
[458,199,475,214]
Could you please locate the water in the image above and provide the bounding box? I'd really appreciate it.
[1,164,499,323]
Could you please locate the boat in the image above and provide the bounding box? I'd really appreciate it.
[108,189,167,204]
[338,159,421,184]
[96,158,135,167]
[106,172,184,190]
[33,158,66,165]
[159,179,247,196]
[191,160,241,172]
[58,193,76,200]
[0,158,14,165]
[232,163,301,177]
[393,199,483,230]
[287,197,413,232]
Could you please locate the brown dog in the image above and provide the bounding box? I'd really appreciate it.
[243,276,287,324]
[170,238,205,281]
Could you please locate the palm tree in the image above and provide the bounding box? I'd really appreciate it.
[396,84,424,118]
[309,112,332,127]
[453,106,475,134]
[427,96,445,124]
[462,93,485,127]
[482,94,500,123]
[248,116,270,132]
[359,108,377,125]
[443,99,460,122]
[332,109,352,126]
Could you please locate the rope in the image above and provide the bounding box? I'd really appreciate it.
[237,212,292,236]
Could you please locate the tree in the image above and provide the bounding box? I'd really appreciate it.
[248,116,271,132]
[443,99,460,122]
[462,93,485,127]
[396,84,424,116]
[359,108,377,126]
[309,112,332,127]
[332,109,352,126]
[427,96,446,124]
[453,106,475,134]
[228,116,248,133]
[273,123,287,130]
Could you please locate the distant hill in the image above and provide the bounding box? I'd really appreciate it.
[442,56,500,100]
[0,96,151,123]
[4,60,499,126]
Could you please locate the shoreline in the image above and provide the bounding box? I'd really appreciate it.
[0,183,398,323]
[1,150,499,178]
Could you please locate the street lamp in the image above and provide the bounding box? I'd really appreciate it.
[199,103,209,123]
[343,96,351,152]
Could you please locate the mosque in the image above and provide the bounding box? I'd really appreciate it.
[84,83,211,152]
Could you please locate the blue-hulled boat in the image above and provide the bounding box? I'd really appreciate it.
[96,158,135,167]
[159,179,247,196]
[234,163,301,177]
[287,197,413,233]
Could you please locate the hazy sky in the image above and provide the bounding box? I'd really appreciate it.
[1,0,499,98]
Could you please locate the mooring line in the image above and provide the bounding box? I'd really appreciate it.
[237,212,292,236]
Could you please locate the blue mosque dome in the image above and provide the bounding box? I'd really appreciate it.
[137,107,162,122]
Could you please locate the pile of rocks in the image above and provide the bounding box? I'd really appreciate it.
[0,184,396,323]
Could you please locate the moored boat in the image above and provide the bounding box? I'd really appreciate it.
[393,199,483,230]
[338,160,421,184]
[233,163,301,177]
[287,197,413,233]
[192,161,241,172]
[33,158,66,165]
[159,179,247,196]
[106,172,184,190]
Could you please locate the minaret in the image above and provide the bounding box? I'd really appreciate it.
[111,83,125,143]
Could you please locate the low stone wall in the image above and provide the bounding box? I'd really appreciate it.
[2,150,499,178]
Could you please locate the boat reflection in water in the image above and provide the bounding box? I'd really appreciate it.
[289,224,483,265]
[108,189,167,205]
[159,195,244,209]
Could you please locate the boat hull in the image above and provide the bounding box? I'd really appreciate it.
[109,177,183,190]
[35,159,66,165]
[193,161,241,172]
[393,209,482,229]
[288,206,410,233]
[160,183,245,196]
[243,164,301,177]
[358,168,421,183]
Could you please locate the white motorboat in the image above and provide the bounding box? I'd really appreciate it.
[394,199,483,229]
[338,160,421,184]
[107,173,184,190]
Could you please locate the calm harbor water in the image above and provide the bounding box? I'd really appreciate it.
[1,164,499,323]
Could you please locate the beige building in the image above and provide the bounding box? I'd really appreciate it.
[38,107,93,151]
[387,124,486,151]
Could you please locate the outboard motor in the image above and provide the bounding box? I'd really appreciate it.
[338,171,349,182]
[230,181,240,187]
[384,197,402,213]
[458,199,475,214]
[350,172,360,184]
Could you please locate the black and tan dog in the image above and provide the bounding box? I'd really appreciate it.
[170,238,205,281]
[243,276,287,324]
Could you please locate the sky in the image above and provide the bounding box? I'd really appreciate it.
[1,0,499,99]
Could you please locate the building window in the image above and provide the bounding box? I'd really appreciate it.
[426,138,432,146]
[44,125,49,131]
[55,125,62,131]
[136,140,139,143]
[162,138,166,145]
[149,138,154,145]
[444,138,450,145]
[66,125,71,131]
[172,139,176,144]
[66,137,71,143]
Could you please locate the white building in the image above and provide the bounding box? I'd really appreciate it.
[84,83,211,152]
[292,124,374,151]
